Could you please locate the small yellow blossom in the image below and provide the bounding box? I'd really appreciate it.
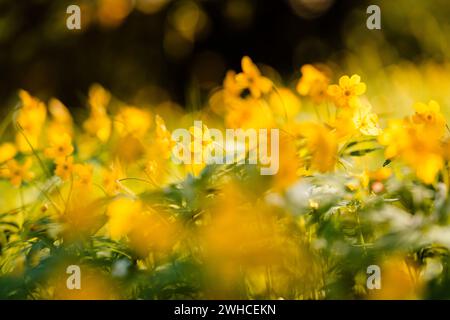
[296,64,330,104]
[83,84,112,142]
[103,160,125,195]
[144,160,158,177]
[154,115,175,159]
[327,74,366,108]
[55,156,74,181]
[107,197,141,240]
[379,118,443,184]
[352,102,382,136]
[0,143,17,163]
[297,123,337,173]
[368,167,392,181]
[269,88,301,120]
[412,100,445,137]
[235,56,272,99]
[224,70,243,98]
[74,163,94,186]
[15,90,47,153]
[47,98,73,138]
[1,158,34,187]
[225,98,275,129]
[45,133,74,160]
[188,123,214,161]
[88,83,111,116]
[115,106,152,137]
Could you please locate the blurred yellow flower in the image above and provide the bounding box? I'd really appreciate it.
[296,64,330,104]
[379,117,443,184]
[103,160,126,195]
[235,56,272,99]
[74,163,94,186]
[88,83,111,115]
[269,88,301,120]
[1,158,34,187]
[225,98,275,129]
[83,84,112,142]
[155,114,175,159]
[368,167,392,181]
[15,90,47,153]
[189,123,213,159]
[298,123,337,173]
[352,102,382,136]
[369,256,422,300]
[115,106,152,137]
[44,133,74,160]
[107,197,141,240]
[327,74,366,108]
[52,265,118,300]
[107,197,179,256]
[412,100,445,137]
[0,143,17,163]
[55,156,74,181]
[47,98,73,138]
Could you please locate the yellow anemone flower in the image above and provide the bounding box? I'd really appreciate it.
[45,133,74,160]
[0,143,17,163]
[327,74,366,108]
[55,156,74,181]
[1,158,34,187]
[235,56,272,99]
[412,100,445,137]
[115,106,152,138]
[296,64,330,104]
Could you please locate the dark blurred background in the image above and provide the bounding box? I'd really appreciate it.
[0,0,374,110]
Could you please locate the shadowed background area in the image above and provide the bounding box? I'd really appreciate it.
[1,0,449,113]
[1,0,368,110]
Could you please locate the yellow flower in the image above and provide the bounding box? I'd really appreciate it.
[84,114,112,143]
[269,88,301,120]
[48,98,73,124]
[296,64,330,104]
[225,98,275,129]
[369,256,422,300]
[115,106,152,137]
[297,123,337,173]
[55,156,74,181]
[0,143,17,163]
[107,197,141,240]
[88,83,111,116]
[368,167,392,181]
[45,133,74,160]
[327,74,366,108]
[235,56,272,99]
[83,84,112,142]
[144,159,158,177]
[352,102,382,136]
[189,123,214,159]
[154,115,175,159]
[412,100,445,137]
[15,90,47,153]
[107,198,179,256]
[379,118,443,184]
[74,163,94,186]
[378,119,407,159]
[47,98,74,138]
[1,158,34,187]
[224,70,243,98]
[103,160,125,195]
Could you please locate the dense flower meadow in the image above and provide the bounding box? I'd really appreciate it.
[1,54,450,299]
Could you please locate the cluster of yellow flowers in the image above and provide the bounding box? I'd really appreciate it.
[1,56,448,211]
[1,56,449,299]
